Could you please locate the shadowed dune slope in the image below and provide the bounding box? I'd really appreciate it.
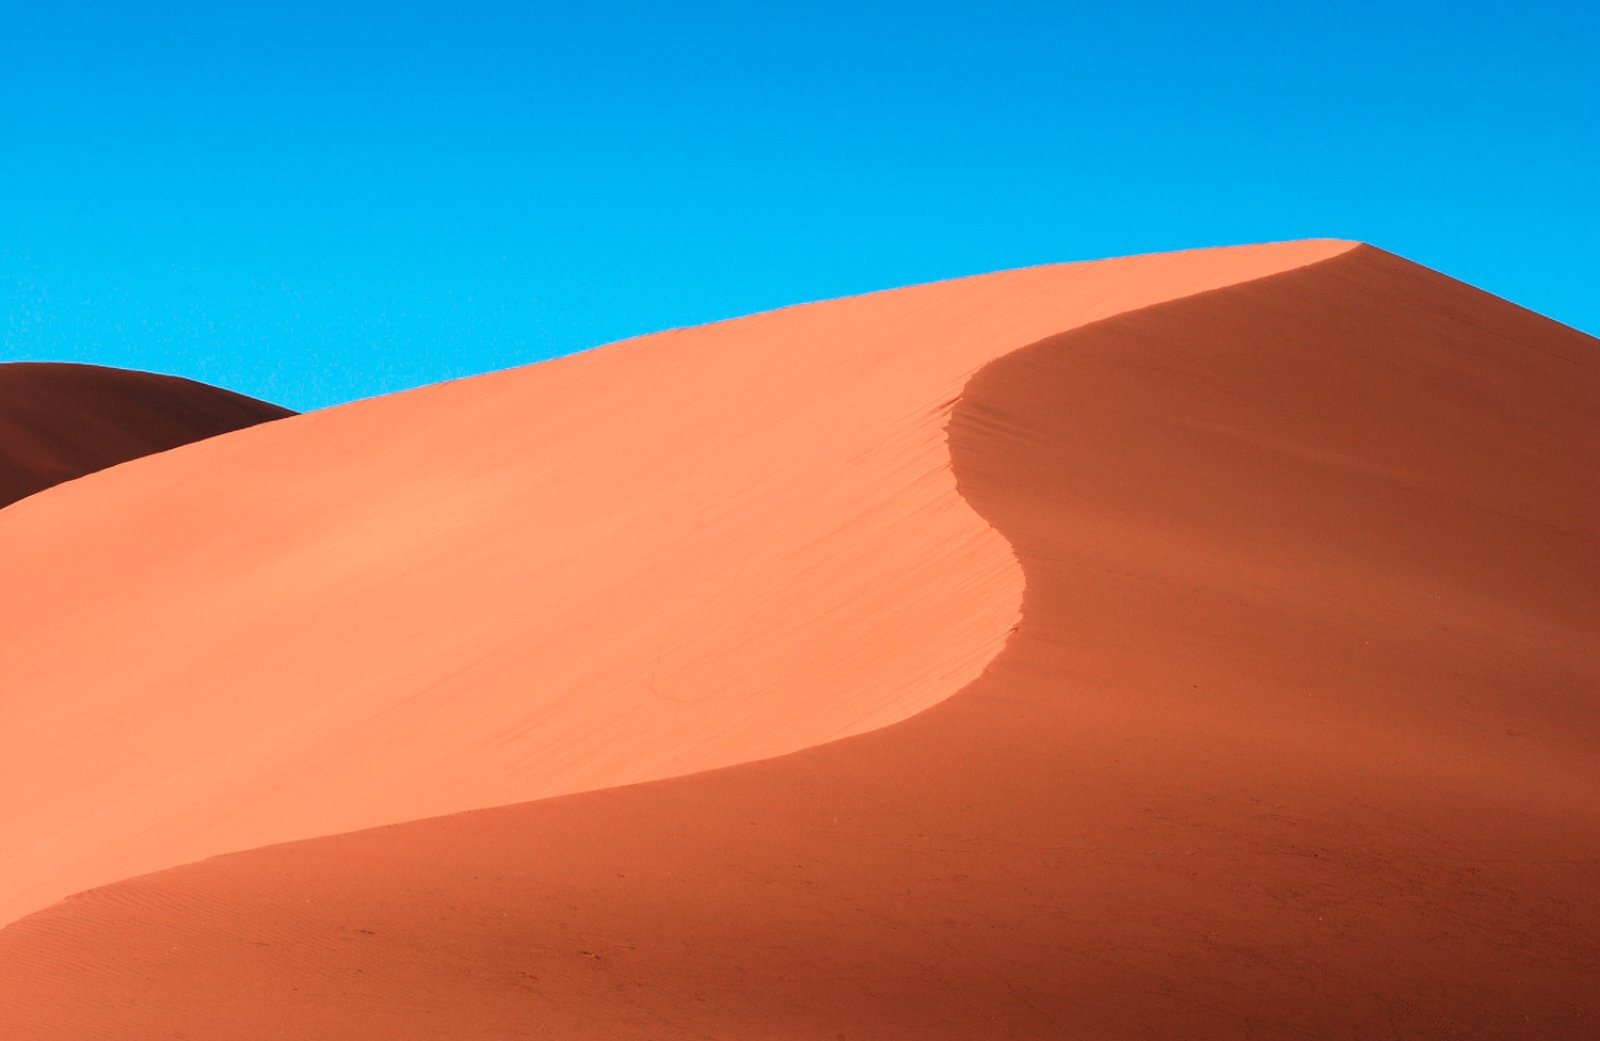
[0,240,1349,927]
[0,362,293,509]
[2,245,1596,1038]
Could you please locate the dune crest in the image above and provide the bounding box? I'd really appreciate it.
[0,362,292,510]
[0,241,1351,927]
[2,244,1595,1038]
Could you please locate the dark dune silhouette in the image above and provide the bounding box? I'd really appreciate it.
[0,362,292,509]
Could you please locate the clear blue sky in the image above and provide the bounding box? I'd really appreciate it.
[3,2,1595,410]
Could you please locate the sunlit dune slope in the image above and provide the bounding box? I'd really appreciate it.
[2,243,1596,1039]
[0,240,1348,928]
[0,362,292,509]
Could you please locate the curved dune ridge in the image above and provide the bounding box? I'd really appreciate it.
[3,242,1598,1038]
[0,239,1344,930]
[0,362,293,509]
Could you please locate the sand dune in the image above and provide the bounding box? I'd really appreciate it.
[0,362,292,510]
[2,243,1596,1038]
[0,240,1344,929]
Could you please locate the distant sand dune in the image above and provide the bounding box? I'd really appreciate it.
[0,362,292,510]
[2,243,1596,1038]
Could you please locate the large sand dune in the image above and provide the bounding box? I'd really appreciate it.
[0,362,292,509]
[1,243,1596,1038]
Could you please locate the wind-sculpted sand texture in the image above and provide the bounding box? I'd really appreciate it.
[4,243,1595,1038]
[0,362,292,509]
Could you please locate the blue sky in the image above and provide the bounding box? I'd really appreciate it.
[2,2,1595,410]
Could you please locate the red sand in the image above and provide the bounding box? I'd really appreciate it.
[1,243,1596,1038]
[0,362,292,509]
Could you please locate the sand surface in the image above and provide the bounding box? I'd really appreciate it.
[0,362,292,509]
[1,243,1596,1038]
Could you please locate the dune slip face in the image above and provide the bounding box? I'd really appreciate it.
[0,362,293,510]
[5,242,1596,1038]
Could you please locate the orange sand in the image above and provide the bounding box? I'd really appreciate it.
[1,243,1595,1038]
